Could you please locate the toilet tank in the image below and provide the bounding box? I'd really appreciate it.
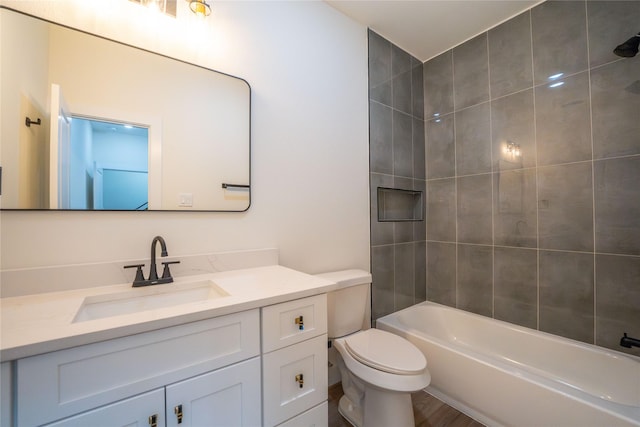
[316,270,372,339]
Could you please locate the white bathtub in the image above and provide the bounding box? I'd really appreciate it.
[377,301,640,427]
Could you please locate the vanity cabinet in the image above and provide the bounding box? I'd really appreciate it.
[261,294,328,427]
[16,310,260,427]
[9,292,331,427]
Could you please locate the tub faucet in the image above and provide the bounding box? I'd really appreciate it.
[124,235,180,287]
[620,333,640,349]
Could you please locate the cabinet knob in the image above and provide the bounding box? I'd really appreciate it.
[148,414,158,427]
[295,315,304,330]
[295,373,304,388]
[174,404,183,424]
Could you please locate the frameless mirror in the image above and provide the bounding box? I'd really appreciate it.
[0,7,250,211]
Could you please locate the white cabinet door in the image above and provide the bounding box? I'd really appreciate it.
[45,388,164,427]
[165,357,261,427]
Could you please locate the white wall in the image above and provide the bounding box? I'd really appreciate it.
[0,0,370,279]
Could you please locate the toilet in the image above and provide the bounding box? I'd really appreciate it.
[318,270,431,427]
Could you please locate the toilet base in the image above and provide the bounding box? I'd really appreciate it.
[363,386,415,427]
[338,386,415,427]
[338,395,362,427]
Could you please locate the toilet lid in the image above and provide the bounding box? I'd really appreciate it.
[344,329,427,375]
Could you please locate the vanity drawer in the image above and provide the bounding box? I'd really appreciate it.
[262,334,328,427]
[262,294,327,353]
[16,310,259,427]
[277,401,328,427]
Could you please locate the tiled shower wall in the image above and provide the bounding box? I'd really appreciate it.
[369,30,426,320]
[369,0,640,356]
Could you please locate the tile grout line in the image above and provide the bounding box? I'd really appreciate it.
[451,49,459,309]
[584,0,598,345]
[528,9,541,332]
[486,30,495,319]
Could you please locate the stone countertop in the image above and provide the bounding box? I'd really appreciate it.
[0,265,337,362]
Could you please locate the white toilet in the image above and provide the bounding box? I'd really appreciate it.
[318,270,431,427]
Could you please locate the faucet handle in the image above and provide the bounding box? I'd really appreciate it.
[161,260,181,280]
[124,264,146,286]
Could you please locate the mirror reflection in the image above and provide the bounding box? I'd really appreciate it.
[0,7,251,211]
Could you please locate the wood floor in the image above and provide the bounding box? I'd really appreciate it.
[328,383,485,427]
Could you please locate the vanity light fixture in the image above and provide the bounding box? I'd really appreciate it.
[189,0,211,16]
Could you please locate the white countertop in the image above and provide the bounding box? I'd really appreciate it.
[0,265,337,362]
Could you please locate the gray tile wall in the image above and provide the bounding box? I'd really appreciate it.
[369,30,426,320]
[369,1,640,357]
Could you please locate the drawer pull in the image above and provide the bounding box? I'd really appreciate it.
[148,414,158,427]
[295,373,304,388]
[295,315,304,330]
[174,404,183,424]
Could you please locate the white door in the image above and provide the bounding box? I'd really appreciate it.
[45,388,164,427]
[49,83,71,209]
[165,357,261,427]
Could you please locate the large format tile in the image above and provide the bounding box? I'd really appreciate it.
[393,69,412,115]
[591,59,640,159]
[539,250,594,343]
[393,176,415,243]
[369,101,393,174]
[426,113,455,179]
[457,244,493,317]
[457,174,493,245]
[491,89,536,171]
[587,1,640,68]
[535,71,592,166]
[372,245,395,320]
[455,102,491,176]
[415,241,427,303]
[424,50,454,118]
[453,33,490,110]
[488,10,533,99]
[426,178,456,242]
[494,246,538,329]
[368,30,391,88]
[594,156,640,256]
[392,44,412,77]
[531,1,588,85]
[412,64,425,120]
[426,242,456,307]
[538,162,594,252]
[393,110,413,177]
[413,118,426,180]
[413,178,427,242]
[395,243,416,311]
[370,173,394,246]
[493,168,537,248]
[595,254,640,357]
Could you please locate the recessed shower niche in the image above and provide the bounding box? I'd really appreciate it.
[377,187,424,222]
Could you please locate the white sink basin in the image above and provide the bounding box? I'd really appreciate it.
[73,280,229,322]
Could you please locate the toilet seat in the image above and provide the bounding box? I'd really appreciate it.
[344,329,426,375]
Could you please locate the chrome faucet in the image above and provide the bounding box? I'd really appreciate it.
[124,235,180,287]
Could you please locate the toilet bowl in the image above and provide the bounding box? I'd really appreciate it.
[334,328,431,427]
[318,270,431,427]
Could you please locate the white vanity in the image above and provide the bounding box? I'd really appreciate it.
[0,258,336,427]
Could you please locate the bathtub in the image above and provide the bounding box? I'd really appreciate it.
[377,301,640,427]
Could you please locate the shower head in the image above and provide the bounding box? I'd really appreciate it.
[613,32,640,58]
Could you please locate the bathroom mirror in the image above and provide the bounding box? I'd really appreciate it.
[0,7,250,212]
